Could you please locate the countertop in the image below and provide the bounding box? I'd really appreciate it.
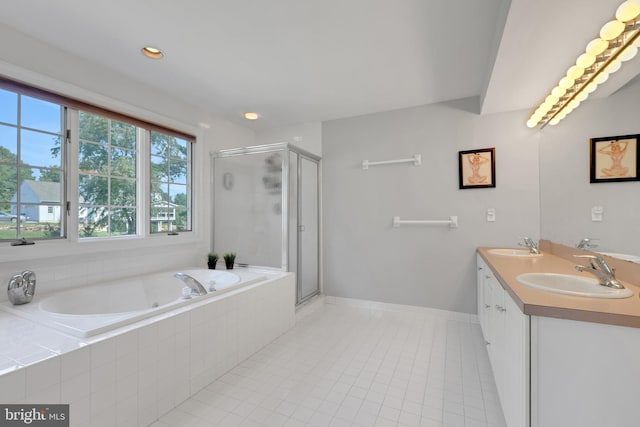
[478,246,640,328]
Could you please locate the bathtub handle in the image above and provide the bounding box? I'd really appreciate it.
[7,271,36,305]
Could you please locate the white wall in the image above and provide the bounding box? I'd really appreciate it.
[256,122,322,156]
[322,98,540,314]
[539,81,640,256]
[0,25,256,302]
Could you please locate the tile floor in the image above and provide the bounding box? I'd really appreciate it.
[149,301,506,427]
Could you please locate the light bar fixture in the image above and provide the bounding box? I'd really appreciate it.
[527,0,640,128]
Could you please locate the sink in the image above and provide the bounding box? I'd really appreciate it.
[488,248,543,257]
[516,273,633,298]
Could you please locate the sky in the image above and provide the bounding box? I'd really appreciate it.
[0,88,62,179]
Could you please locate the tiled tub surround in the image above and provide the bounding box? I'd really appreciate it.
[0,268,268,337]
[0,269,295,427]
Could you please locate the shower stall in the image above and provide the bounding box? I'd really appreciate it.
[212,143,320,304]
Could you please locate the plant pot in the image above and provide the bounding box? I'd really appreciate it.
[207,261,217,269]
[224,260,234,270]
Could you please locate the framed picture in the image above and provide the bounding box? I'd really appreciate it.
[590,134,640,183]
[459,148,496,189]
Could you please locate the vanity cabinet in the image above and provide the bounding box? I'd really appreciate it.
[477,255,530,427]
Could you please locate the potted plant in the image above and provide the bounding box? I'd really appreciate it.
[223,252,236,270]
[207,252,218,269]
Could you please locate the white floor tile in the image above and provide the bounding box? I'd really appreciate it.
[143,303,506,427]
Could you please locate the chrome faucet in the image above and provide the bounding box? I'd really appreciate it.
[174,272,208,296]
[7,270,37,305]
[519,237,540,254]
[574,254,624,289]
[576,238,599,250]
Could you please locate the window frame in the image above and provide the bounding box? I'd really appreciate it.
[0,77,196,245]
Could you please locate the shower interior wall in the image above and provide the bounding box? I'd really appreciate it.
[212,144,320,304]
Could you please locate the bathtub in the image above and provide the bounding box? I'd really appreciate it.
[0,268,267,337]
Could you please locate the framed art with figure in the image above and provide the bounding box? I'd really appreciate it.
[459,148,495,189]
[590,134,640,183]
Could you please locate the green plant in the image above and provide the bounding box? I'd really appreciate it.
[223,252,236,269]
[207,252,218,269]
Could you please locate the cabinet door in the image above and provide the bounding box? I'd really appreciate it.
[487,276,505,390]
[477,257,487,333]
[476,256,493,339]
[502,292,529,427]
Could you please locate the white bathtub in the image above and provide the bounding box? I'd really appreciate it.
[0,268,267,337]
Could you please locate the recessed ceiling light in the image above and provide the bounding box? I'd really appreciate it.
[243,112,260,120]
[141,46,164,59]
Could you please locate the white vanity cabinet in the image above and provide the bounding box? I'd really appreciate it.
[477,255,530,427]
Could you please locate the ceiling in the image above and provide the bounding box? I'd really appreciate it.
[1,0,639,131]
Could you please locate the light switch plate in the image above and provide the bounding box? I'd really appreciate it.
[591,206,603,222]
[487,208,496,222]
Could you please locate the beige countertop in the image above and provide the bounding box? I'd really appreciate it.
[478,244,640,328]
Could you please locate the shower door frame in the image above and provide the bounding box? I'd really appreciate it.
[212,143,321,304]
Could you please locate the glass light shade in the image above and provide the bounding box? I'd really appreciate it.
[616,1,640,22]
[567,65,585,80]
[585,82,598,93]
[243,112,259,120]
[552,86,566,97]
[594,71,610,84]
[586,38,609,55]
[141,46,164,59]
[526,119,538,128]
[576,91,589,102]
[568,99,580,109]
[559,76,575,89]
[545,94,559,104]
[619,44,638,61]
[600,20,625,40]
[576,53,596,68]
[606,59,622,73]
[549,117,561,126]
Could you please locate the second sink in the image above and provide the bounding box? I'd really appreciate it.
[488,248,543,257]
[516,272,633,299]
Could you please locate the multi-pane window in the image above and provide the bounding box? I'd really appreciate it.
[78,111,138,238]
[0,88,64,240]
[150,131,192,233]
[0,79,194,242]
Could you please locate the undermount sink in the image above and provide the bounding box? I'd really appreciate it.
[488,248,543,257]
[516,273,633,299]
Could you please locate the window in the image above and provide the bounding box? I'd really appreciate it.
[150,131,192,233]
[78,111,138,238]
[0,88,65,240]
[0,78,194,242]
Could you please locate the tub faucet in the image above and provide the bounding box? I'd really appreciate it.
[576,238,599,250]
[574,254,624,289]
[519,237,540,254]
[174,272,207,296]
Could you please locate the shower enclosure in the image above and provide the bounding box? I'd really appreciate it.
[212,143,320,304]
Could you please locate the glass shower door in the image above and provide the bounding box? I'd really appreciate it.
[298,156,319,303]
